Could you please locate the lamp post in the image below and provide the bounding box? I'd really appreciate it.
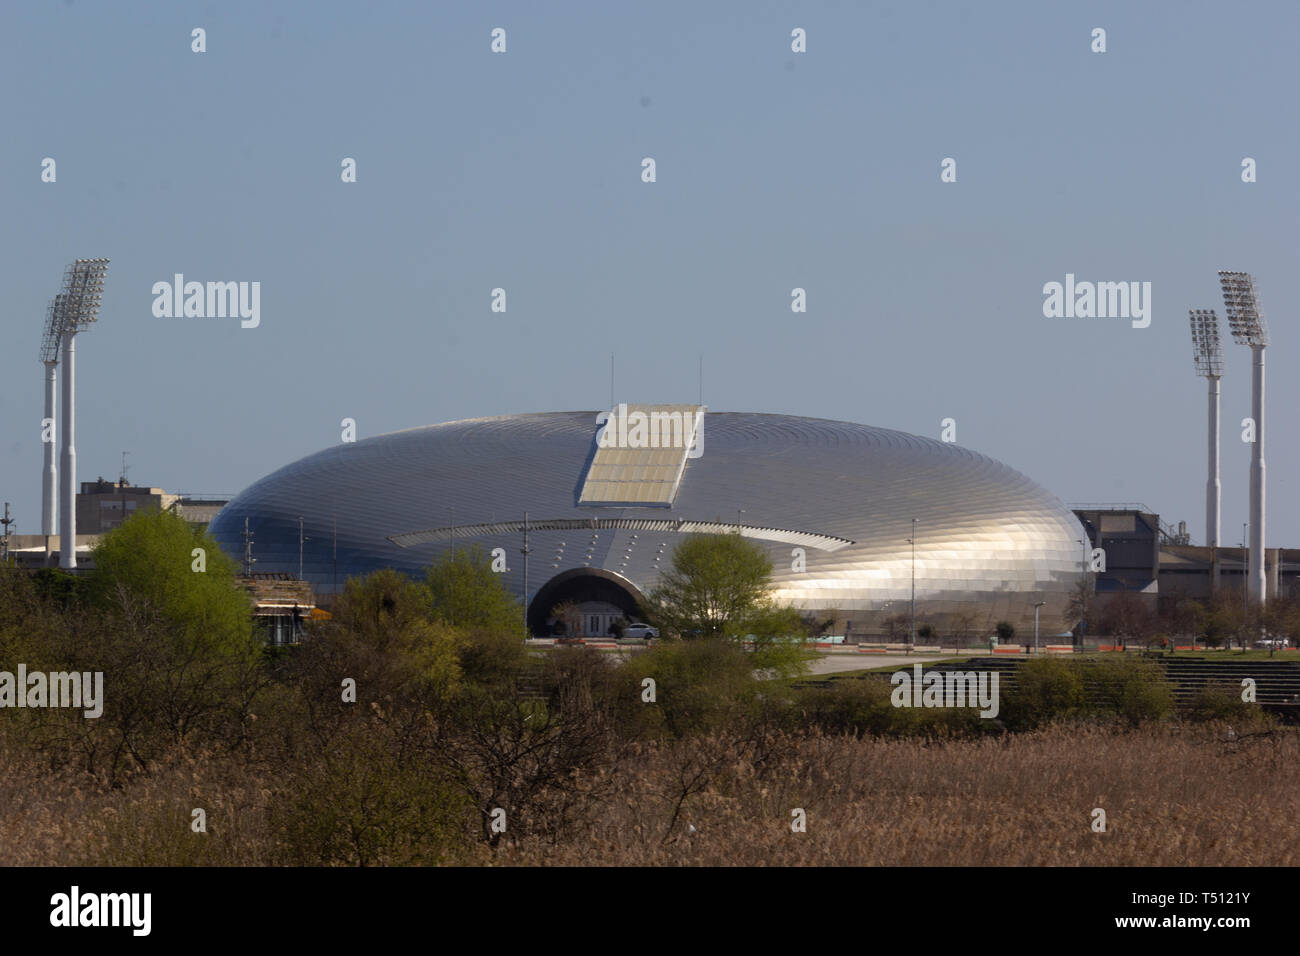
[1034,601,1046,654]
[1076,537,1087,651]
[521,511,531,634]
[908,517,917,647]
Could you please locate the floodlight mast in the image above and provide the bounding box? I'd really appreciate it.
[39,296,65,553]
[1189,309,1223,555]
[1219,271,1268,606]
[53,259,110,570]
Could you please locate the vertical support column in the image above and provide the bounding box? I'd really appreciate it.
[59,332,76,569]
[1207,374,1220,592]
[1249,346,1265,605]
[1206,375,1220,548]
[42,360,58,553]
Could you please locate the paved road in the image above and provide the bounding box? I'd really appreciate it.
[804,650,987,675]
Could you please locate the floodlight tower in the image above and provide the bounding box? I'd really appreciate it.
[54,259,110,569]
[39,295,65,556]
[1188,310,1223,552]
[1219,271,1268,606]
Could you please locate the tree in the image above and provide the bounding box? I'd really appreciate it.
[995,621,1016,642]
[89,508,256,655]
[646,533,809,677]
[550,600,581,638]
[1098,590,1154,650]
[1194,591,1243,649]
[882,614,908,642]
[947,611,980,652]
[329,569,464,694]
[1156,593,1198,650]
[426,544,525,637]
[80,509,266,778]
[646,533,777,639]
[1063,573,1095,645]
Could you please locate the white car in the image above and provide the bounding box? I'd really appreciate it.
[1254,637,1290,649]
[623,623,659,640]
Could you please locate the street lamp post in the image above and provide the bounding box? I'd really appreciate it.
[1034,601,1046,654]
[909,518,917,646]
[1076,538,1088,652]
[521,511,531,634]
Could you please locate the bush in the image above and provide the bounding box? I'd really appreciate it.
[1080,655,1176,726]
[1002,657,1086,730]
[795,678,895,735]
[1187,682,1268,727]
[622,638,760,738]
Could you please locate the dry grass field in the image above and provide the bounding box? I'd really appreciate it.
[1,723,1294,867]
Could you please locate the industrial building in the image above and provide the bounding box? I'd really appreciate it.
[1072,504,1299,603]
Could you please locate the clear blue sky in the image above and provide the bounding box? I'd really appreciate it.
[2,0,1297,545]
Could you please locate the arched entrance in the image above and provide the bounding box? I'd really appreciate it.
[527,568,648,638]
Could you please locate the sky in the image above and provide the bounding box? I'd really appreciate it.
[2,0,1297,545]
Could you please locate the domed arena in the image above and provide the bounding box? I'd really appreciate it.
[209,408,1087,638]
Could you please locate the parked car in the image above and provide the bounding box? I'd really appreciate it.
[623,622,659,640]
[1254,636,1290,649]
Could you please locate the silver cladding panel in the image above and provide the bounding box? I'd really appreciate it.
[209,412,1087,635]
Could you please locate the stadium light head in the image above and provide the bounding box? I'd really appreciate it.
[39,295,66,364]
[1188,309,1223,378]
[54,258,111,333]
[1218,271,1268,347]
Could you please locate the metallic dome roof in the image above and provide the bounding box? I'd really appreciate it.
[209,411,1086,636]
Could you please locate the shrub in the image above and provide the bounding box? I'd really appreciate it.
[1080,655,1176,726]
[1002,657,1086,730]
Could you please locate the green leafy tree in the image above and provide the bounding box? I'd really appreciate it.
[329,569,464,694]
[90,508,256,654]
[80,509,265,777]
[426,544,525,637]
[646,533,810,677]
[647,533,781,639]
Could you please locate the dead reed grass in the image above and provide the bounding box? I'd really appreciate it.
[1,722,1293,866]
